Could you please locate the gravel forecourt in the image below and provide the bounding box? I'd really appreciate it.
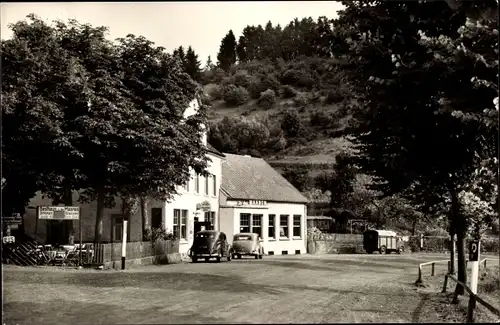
[3,253,497,324]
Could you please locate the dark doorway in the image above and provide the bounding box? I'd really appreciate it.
[46,221,68,245]
[151,208,162,229]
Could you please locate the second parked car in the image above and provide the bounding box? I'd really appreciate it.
[231,233,264,259]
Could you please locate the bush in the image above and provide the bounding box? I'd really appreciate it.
[223,84,250,106]
[207,85,224,100]
[144,224,176,242]
[221,76,235,86]
[325,89,345,104]
[309,109,339,130]
[281,69,302,86]
[213,68,227,83]
[281,85,297,98]
[294,92,310,107]
[200,92,212,106]
[258,89,277,110]
[234,70,252,88]
[281,108,305,139]
[260,74,281,93]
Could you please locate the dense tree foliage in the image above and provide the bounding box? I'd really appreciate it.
[332,0,498,294]
[2,15,210,242]
[216,30,237,71]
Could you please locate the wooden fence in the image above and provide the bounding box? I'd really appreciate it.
[415,257,499,323]
[2,239,179,267]
[443,273,500,323]
[100,239,179,264]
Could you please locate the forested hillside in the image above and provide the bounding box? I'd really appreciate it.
[170,1,498,247]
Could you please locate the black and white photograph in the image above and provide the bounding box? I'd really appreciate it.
[1,1,499,324]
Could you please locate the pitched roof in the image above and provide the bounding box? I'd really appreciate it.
[221,153,308,204]
[207,143,225,158]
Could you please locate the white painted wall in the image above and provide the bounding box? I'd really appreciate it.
[164,153,222,256]
[220,200,307,255]
[183,98,207,146]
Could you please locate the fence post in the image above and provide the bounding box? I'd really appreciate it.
[431,263,435,276]
[483,259,487,269]
[415,265,423,285]
[442,274,449,293]
[467,294,476,323]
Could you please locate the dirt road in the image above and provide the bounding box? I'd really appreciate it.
[2,253,478,324]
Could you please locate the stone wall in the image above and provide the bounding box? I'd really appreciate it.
[307,233,364,254]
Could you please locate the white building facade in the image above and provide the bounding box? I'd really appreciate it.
[162,97,224,257]
[219,154,308,255]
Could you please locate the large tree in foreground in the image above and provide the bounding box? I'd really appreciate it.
[2,15,210,243]
[333,0,497,295]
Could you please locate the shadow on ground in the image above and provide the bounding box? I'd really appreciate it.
[3,299,234,325]
[4,271,284,295]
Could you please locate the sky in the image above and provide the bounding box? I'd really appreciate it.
[1,1,344,66]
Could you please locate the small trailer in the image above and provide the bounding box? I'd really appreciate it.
[363,229,403,254]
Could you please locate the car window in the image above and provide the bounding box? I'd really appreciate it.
[234,235,252,241]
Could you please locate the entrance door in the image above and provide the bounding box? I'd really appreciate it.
[194,217,201,234]
[151,208,162,229]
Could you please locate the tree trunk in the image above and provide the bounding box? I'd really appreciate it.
[94,189,105,244]
[449,228,455,274]
[140,197,150,241]
[63,186,74,245]
[450,185,466,296]
[412,216,417,236]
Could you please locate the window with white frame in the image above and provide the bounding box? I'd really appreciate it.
[240,213,251,233]
[252,214,262,238]
[205,175,209,195]
[212,175,217,196]
[293,215,302,237]
[174,209,188,239]
[204,211,216,228]
[195,174,200,193]
[268,214,276,239]
[280,215,289,238]
[181,210,188,239]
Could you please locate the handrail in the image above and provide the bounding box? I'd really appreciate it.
[415,257,496,285]
[443,273,500,323]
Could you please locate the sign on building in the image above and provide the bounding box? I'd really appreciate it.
[235,200,267,207]
[196,201,211,212]
[37,206,80,220]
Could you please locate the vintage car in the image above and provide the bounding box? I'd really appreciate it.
[231,233,264,259]
[189,230,232,263]
[363,229,404,254]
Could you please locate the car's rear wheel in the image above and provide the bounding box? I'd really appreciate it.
[379,246,387,254]
[192,257,198,263]
[216,255,221,263]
